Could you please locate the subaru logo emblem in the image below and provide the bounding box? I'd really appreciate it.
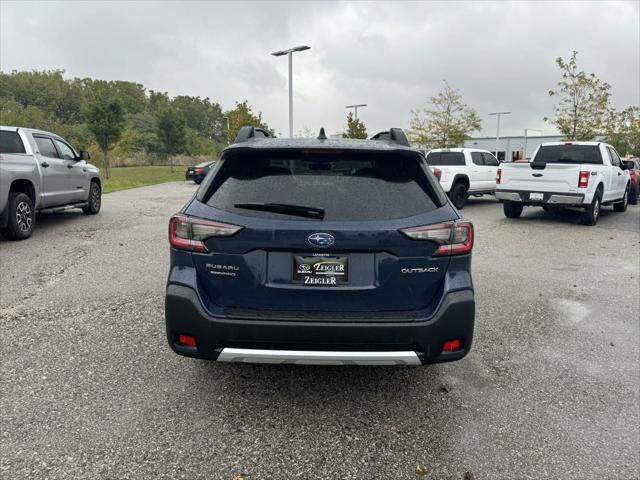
[308,233,335,248]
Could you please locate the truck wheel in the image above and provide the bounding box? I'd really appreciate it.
[503,201,523,218]
[613,184,629,212]
[449,183,468,209]
[629,183,639,205]
[82,181,101,215]
[581,190,602,225]
[0,192,35,240]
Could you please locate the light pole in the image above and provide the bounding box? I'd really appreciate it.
[345,104,367,120]
[488,111,510,161]
[223,116,230,144]
[271,45,310,137]
[523,128,542,160]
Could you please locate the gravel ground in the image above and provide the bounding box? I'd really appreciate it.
[1,182,638,480]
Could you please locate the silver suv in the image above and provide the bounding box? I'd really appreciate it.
[0,126,101,240]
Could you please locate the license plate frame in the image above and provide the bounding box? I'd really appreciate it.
[292,254,349,285]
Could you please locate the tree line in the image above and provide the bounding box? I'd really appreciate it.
[0,70,271,177]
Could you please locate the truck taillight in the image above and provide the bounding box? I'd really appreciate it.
[169,215,242,252]
[578,171,590,188]
[433,168,442,181]
[400,221,474,256]
[496,168,502,184]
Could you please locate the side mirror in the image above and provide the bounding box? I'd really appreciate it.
[79,150,90,161]
[624,160,635,170]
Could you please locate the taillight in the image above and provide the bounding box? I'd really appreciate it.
[496,168,501,184]
[400,221,474,256]
[169,214,242,252]
[433,168,442,181]
[195,168,205,173]
[578,171,589,188]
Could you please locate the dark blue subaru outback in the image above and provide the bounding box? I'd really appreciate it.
[165,127,475,365]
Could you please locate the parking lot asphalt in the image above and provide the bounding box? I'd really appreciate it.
[1,182,638,480]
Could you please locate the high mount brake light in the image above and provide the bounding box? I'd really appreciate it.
[496,168,502,184]
[433,168,442,180]
[578,170,589,188]
[400,221,474,256]
[169,215,242,252]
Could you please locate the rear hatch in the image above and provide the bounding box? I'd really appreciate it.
[184,148,459,318]
[499,144,602,193]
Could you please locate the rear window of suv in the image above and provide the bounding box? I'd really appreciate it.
[0,131,26,154]
[205,150,440,221]
[425,151,465,166]
[533,145,602,164]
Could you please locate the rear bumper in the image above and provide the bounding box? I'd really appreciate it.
[496,189,586,206]
[165,284,475,365]
[185,172,205,182]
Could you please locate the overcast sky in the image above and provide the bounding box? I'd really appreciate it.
[1,1,638,138]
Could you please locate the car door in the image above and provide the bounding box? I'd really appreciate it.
[607,147,625,199]
[482,152,500,191]
[469,151,484,191]
[53,137,89,202]
[32,134,73,207]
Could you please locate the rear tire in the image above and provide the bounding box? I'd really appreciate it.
[449,183,468,209]
[581,189,602,226]
[629,183,639,205]
[613,184,629,212]
[194,178,202,185]
[503,201,523,218]
[0,192,35,240]
[82,181,101,215]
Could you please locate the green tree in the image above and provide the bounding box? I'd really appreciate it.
[172,95,225,142]
[156,107,187,172]
[342,112,368,139]
[604,107,640,157]
[225,100,272,144]
[408,81,481,148]
[545,51,611,141]
[83,82,126,179]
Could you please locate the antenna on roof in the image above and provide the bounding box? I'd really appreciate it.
[317,128,327,140]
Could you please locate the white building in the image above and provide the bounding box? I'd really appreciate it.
[463,134,606,162]
[463,135,562,162]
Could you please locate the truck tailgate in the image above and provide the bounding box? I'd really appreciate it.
[500,163,580,193]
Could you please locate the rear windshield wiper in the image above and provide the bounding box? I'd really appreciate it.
[234,202,325,219]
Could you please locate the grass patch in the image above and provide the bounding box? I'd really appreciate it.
[102,166,185,193]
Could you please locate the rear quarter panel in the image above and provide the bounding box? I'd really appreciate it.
[0,153,41,212]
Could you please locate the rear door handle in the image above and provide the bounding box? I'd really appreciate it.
[41,161,49,168]
[67,163,73,169]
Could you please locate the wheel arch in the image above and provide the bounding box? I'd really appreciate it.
[9,179,36,205]
[451,174,469,189]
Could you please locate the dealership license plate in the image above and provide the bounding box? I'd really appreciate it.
[529,192,544,201]
[293,255,349,285]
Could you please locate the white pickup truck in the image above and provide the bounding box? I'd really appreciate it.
[0,126,101,240]
[495,141,631,225]
[425,148,499,209]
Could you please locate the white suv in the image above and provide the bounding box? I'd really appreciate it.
[425,148,499,209]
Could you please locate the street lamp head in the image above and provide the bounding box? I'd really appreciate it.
[345,104,367,109]
[272,46,310,56]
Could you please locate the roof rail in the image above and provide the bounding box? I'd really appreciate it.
[370,128,410,147]
[234,125,272,144]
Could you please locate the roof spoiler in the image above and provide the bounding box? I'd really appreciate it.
[233,125,272,144]
[370,128,410,147]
